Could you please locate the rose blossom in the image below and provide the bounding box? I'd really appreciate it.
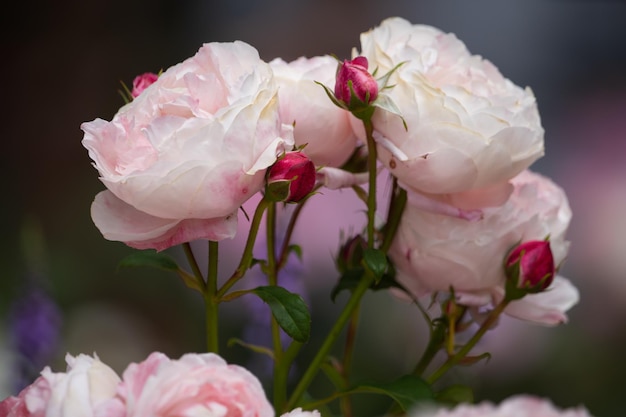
[356,17,544,209]
[270,55,359,167]
[0,353,121,417]
[95,352,274,417]
[412,395,593,417]
[280,408,321,417]
[389,170,578,325]
[82,41,294,251]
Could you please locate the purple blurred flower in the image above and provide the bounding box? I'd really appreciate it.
[8,283,62,393]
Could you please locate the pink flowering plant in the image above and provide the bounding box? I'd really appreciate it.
[2,16,591,417]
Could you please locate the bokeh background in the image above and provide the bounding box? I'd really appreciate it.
[1,0,626,416]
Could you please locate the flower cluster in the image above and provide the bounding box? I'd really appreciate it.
[2,16,588,417]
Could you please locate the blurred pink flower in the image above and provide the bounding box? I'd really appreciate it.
[130,72,158,98]
[96,352,273,417]
[413,395,593,417]
[82,41,294,250]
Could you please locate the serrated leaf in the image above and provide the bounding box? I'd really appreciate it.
[353,375,433,411]
[362,248,388,282]
[253,286,311,343]
[435,385,474,405]
[118,250,179,272]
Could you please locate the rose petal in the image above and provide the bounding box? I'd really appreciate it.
[91,190,237,251]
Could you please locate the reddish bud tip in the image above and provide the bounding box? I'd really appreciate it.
[334,57,378,108]
[131,72,159,98]
[505,240,555,290]
[266,152,316,203]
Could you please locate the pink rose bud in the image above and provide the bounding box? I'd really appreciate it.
[505,240,555,290]
[334,56,378,107]
[266,152,316,203]
[131,72,159,98]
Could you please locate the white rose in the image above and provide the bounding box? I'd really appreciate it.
[270,55,359,167]
[0,353,121,417]
[358,17,544,209]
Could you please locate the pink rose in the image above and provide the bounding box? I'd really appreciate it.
[357,17,544,209]
[389,170,578,324]
[82,41,294,251]
[0,354,121,417]
[414,395,593,417]
[96,352,274,417]
[270,55,359,167]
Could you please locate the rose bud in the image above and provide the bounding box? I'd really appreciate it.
[131,72,159,98]
[505,240,555,291]
[334,56,378,108]
[266,152,316,203]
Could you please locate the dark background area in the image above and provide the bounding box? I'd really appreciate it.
[1,1,626,416]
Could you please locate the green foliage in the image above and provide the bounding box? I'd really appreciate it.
[253,286,311,343]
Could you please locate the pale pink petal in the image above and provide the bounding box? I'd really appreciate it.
[501,276,580,325]
[91,191,237,251]
[316,167,369,190]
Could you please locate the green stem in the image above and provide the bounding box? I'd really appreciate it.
[286,272,374,410]
[412,321,446,376]
[277,189,318,271]
[427,300,510,384]
[182,242,206,291]
[364,119,377,248]
[340,305,360,417]
[205,241,220,353]
[379,181,407,254]
[217,197,270,299]
[266,202,287,410]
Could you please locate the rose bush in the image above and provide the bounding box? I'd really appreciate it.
[389,170,578,325]
[82,41,294,251]
[0,354,120,417]
[356,17,544,209]
[269,55,359,167]
[413,395,593,417]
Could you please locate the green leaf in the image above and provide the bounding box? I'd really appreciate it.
[435,385,474,405]
[353,375,433,411]
[118,250,179,272]
[362,248,388,282]
[253,286,311,343]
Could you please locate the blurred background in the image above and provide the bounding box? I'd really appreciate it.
[1,0,625,415]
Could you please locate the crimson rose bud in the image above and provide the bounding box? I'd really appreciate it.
[131,72,159,98]
[505,240,555,290]
[266,152,316,203]
[334,56,378,107]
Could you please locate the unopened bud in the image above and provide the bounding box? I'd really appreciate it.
[505,240,555,291]
[334,57,378,108]
[266,152,316,203]
[131,72,159,98]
